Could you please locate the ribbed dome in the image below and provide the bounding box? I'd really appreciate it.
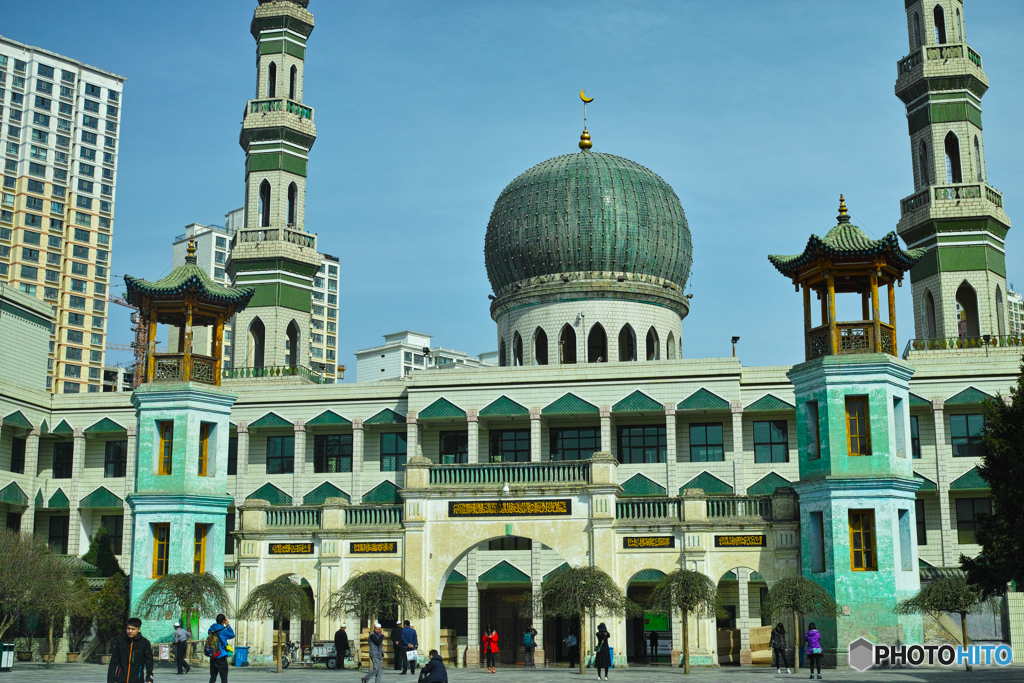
[485,151,692,293]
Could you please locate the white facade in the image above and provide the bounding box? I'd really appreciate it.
[1007,285,1023,336]
[355,330,496,381]
[308,253,340,381]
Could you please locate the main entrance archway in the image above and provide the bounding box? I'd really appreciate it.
[625,569,670,665]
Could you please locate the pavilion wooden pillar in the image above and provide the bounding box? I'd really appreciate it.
[888,282,897,355]
[147,307,158,382]
[213,314,225,386]
[183,301,194,382]
[802,283,812,360]
[825,270,837,355]
[861,290,870,320]
[870,270,881,352]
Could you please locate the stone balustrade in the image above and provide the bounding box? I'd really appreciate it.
[246,97,314,121]
[427,460,591,486]
[233,226,317,249]
[265,507,321,528]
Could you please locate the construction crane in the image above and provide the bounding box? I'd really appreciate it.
[108,293,148,389]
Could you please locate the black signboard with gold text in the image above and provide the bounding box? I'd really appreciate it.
[448,499,572,517]
[714,534,767,548]
[350,541,398,554]
[269,542,314,554]
[623,536,676,549]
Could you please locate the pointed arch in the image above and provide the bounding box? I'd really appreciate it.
[666,331,677,359]
[645,326,660,361]
[287,182,297,227]
[289,64,297,100]
[533,327,548,365]
[512,331,523,366]
[918,140,930,188]
[996,285,1005,336]
[973,135,983,182]
[618,323,636,362]
[286,319,300,367]
[933,5,947,45]
[924,288,937,339]
[268,61,277,98]
[559,324,577,364]
[258,179,271,228]
[944,131,962,184]
[498,338,507,367]
[913,12,922,49]
[955,281,979,338]
[955,7,962,41]
[247,316,266,369]
[587,322,607,363]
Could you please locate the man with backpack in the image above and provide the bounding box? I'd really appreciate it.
[205,614,235,683]
[523,626,538,668]
[107,617,154,683]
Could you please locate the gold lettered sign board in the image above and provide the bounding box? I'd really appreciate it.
[269,542,314,554]
[448,499,572,517]
[714,534,767,548]
[623,536,676,549]
[350,541,398,554]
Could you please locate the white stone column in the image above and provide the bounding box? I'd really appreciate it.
[932,399,954,565]
[599,407,611,455]
[69,428,86,555]
[467,410,479,464]
[21,428,40,537]
[731,402,746,495]
[530,408,541,462]
[466,548,480,666]
[235,422,249,505]
[737,568,751,665]
[351,420,364,503]
[293,420,306,505]
[531,543,544,664]
[124,425,137,490]
[665,404,677,496]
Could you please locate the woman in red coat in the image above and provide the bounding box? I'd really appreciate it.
[481,625,498,674]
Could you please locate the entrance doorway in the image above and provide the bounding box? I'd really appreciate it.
[625,570,671,665]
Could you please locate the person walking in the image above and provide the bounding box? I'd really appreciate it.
[401,620,419,675]
[391,622,406,671]
[648,629,659,663]
[173,621,192,675]
[417,649,448,682]
[770,623,792,674]
[206,614,234,683]
[334,625,350,670]
[481,625,498,674]
[805,622,823,680]
[594,623,611,681]
[362,623,385,683]
[563,629,578,669]
[108,617,154,683]
[522,626,537,668]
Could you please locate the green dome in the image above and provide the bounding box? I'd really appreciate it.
[485,151,692,293]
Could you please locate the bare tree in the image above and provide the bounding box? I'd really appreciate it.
[647,569,717,674]
[36,555,89,667]
[237,576,314,673]
[326,569,429,624]
[760,577,839,674]
[0,531,49,640]
[135,572,232,637]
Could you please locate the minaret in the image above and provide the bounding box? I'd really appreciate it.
[895,1,1011,341]
[227,0,322,371]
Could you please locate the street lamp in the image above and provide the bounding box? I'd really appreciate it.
[731,336,740,358]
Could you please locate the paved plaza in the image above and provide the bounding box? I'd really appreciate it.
[4,662,1023,683]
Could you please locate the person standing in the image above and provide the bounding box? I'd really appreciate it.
[334,625,350,670]
[522,626,537,668]
[563,629,578,669]
[805,622,823,680]
[362,623,385,683]
[770,623,792,674]
[401,620,419,675]
[648,629,659,663]
[481,625,498,674]
[391,623,406,671]
[173,621,192,675]
[594,623,611,681]
[207,614,234,683]
[108,617,154,683]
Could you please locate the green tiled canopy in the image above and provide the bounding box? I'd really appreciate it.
[0,482,28,506]
[124,250,254,308]
[542,393,598,415]
[768,217,924,276]
[630,569,666,583]
[250,412,292,429]
[362,480,402,504]
[479,396,528,417]
[613,391,663,413]
[678,388,730,411]
[84,418,125,434]
[365,408,406,425]
[680,471,734,495]
[419,398,466,420]
[745,395,794,412]
[307,410,350,426]
[544,562,570,581]
[303,482,350,505]
[946,387,993,405]
[909,393,930,407]
[914,472,937,491]
[950,467,989,490]
[479,560,530,583]
[52,420,74,435]
[34,488,43,507]
[79,486,123,509]
[246,483,292,506]
[48,488,70,509]
[2,411,32,429]
[747,472,791,496]
[620,473,667,497]
[446,570,466,584]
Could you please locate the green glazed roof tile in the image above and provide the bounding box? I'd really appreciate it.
[48,488,70,509]
[745,394,794,412]
[364,408,406,425]
[361,480,402,504]
[946,387,993,405]
[768,216,925,276]
[35,488,43,507]
[250,412,293,429]
[722,570,737,581]
[39,420,48,434]
[921,566,965,581]
[678,388,731,411]
[542,393,599,415]
[79,486,123,509]
[302,482,350,505]
[479,396,529,417]
[620,473,667,497]
[0,482,28,506]
[2,411,32,429]
[419,398,467,420]
[613,390,663,413]
[246,483,293,505]
[919,557,934,568]
[544,562,570,581]
[914,472,937,491]
[631,569,666,583]
[950,467,989,490]
[679,471,734,495]
[909,393,930,407]
[52,420,74,435]
[84,418,125,434]
[479,560,530,583]
[446,570,466,584]
[124,255,254,309]
[746,472,792,496]
[306,410,351,426]
[750,571,765,582]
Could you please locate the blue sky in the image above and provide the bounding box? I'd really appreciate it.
[7,1,1023,377]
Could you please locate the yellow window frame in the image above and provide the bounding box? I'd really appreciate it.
[849,509,877,571]
[158,421,174,475]
[198,424,209,477]
[193,524,206,574]
[845,396,871,456]
[153,523,170,578]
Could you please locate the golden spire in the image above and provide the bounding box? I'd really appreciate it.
[579,89,594,151]
[579,129,592,150]
[186,238,197,263]
[837,194,850,223]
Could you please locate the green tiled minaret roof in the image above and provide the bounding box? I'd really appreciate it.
[484,151,692,292]
[125,243,254,309]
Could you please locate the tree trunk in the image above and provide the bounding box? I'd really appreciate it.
[960,611,972,672]
[47,622,55,668]
[793,610,800,674]
[682,610,690,674]
[578,614,586,676]
[277,625,284,674]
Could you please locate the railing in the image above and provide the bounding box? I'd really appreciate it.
[707,496,773,520]
[616,499,680,521]
[223,365,326,384]
[234,226,316,249]
[967,46,983,68]
[806,321,896,360]
[265,507,322,528]
[897,50,921,76]
[152,352,218,385]
[224,566,237,581]
[247,98,314,121]
[903,335,1024,358]
[900,188,930,215]
[926,44,963,61]
[346,505,403,527]
[934,184,981,201]
[985,186,1003,208]
[429,461,591,486]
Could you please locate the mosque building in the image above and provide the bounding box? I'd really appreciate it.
[0,0,1022,669]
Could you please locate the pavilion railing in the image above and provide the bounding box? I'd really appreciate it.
[428,461,591,486]
[806,321,896,360]
[152,352,218,385]
[902,335,1024,359]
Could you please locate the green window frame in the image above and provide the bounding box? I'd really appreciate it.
[439,430,468,464]
[950,414,984,458]
[266,435,295,474]
[689,423,724,462]
[955,497,991,545]
[104,440,127,478]
[754,421,789,463]
[100,514,123,556]
[52,441,73,478]
[617,425,666,464]
[10,436,25,474]
[489,429,529,463]
[550,427,599,461]
[314,433,352,473]
[380,432,407,472]
[49,515,69,554]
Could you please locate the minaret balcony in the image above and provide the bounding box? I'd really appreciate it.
[232,225,317,250]
[246,97,313,121]
[897,182,1008,233]
[241,98,316,139]
[895,43,987,95]
[807,321,896,361]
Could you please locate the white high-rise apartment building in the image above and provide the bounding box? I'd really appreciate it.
[309,252,340,379]
[355,330,496,382]
[0,37,125,394]
[1007,285,1023,336]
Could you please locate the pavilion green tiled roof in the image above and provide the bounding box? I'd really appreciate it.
[419,398,466,420]
[246,483,292,506]
[542,393,598,415]
[362,480,402,504]
[0,482,28,506]
[306,410,350,426]
[250,412,292,429]
[745,394,794,412]
[950,467,989,490]
[52,420,74,435]
[747,472,791,496]
[479,560,530,583]
[84,418,125,434]
[544,562,570,581]
[479,396,529,417]
[613,390,663,413]
[48,488,70,509]
[678,388,730,411]
[620,473,667,497]
[631,569,666,583]
[768,218,925,276]
[680,472,734,495]
[914,472,937,491]
[79,486,123,509]
[946,387,993,405]
[909,393,930,407]
[446,570,466,584]
[303,482,350,505]
[364,408,406,425]
[2,411,32,429]
[124,253,254,309]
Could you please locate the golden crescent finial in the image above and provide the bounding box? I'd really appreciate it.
[580,89,594,103]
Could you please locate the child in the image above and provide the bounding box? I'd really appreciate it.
[805,622,823,680]
[770,622,792,674]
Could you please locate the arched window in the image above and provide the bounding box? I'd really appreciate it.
[645,327,660,361]
[512,332,523,366]
[924,289,937,339]
[974,136,982,182]
[933,5,947,45]
[248,317,266,369]
[498,339,507,367]
[913,12,922,49]
[587,323,607,363]
[955,281,980,338]
[666,332,677,360]
[289,65,297,100]
[258,180,271,228]
[268,62,277,98]
[944,131,962,184]
[534,328,548,365]
[955,8,962,41]
[618,324,636,362]
[285,320,300,366]
[287,182,297,227]
[996,286,1005,336]
[559,324,577,364]
[918,140,930,188]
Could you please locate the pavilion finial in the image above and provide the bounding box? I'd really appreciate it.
[186,238,197,264]
[837,194,849,223]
